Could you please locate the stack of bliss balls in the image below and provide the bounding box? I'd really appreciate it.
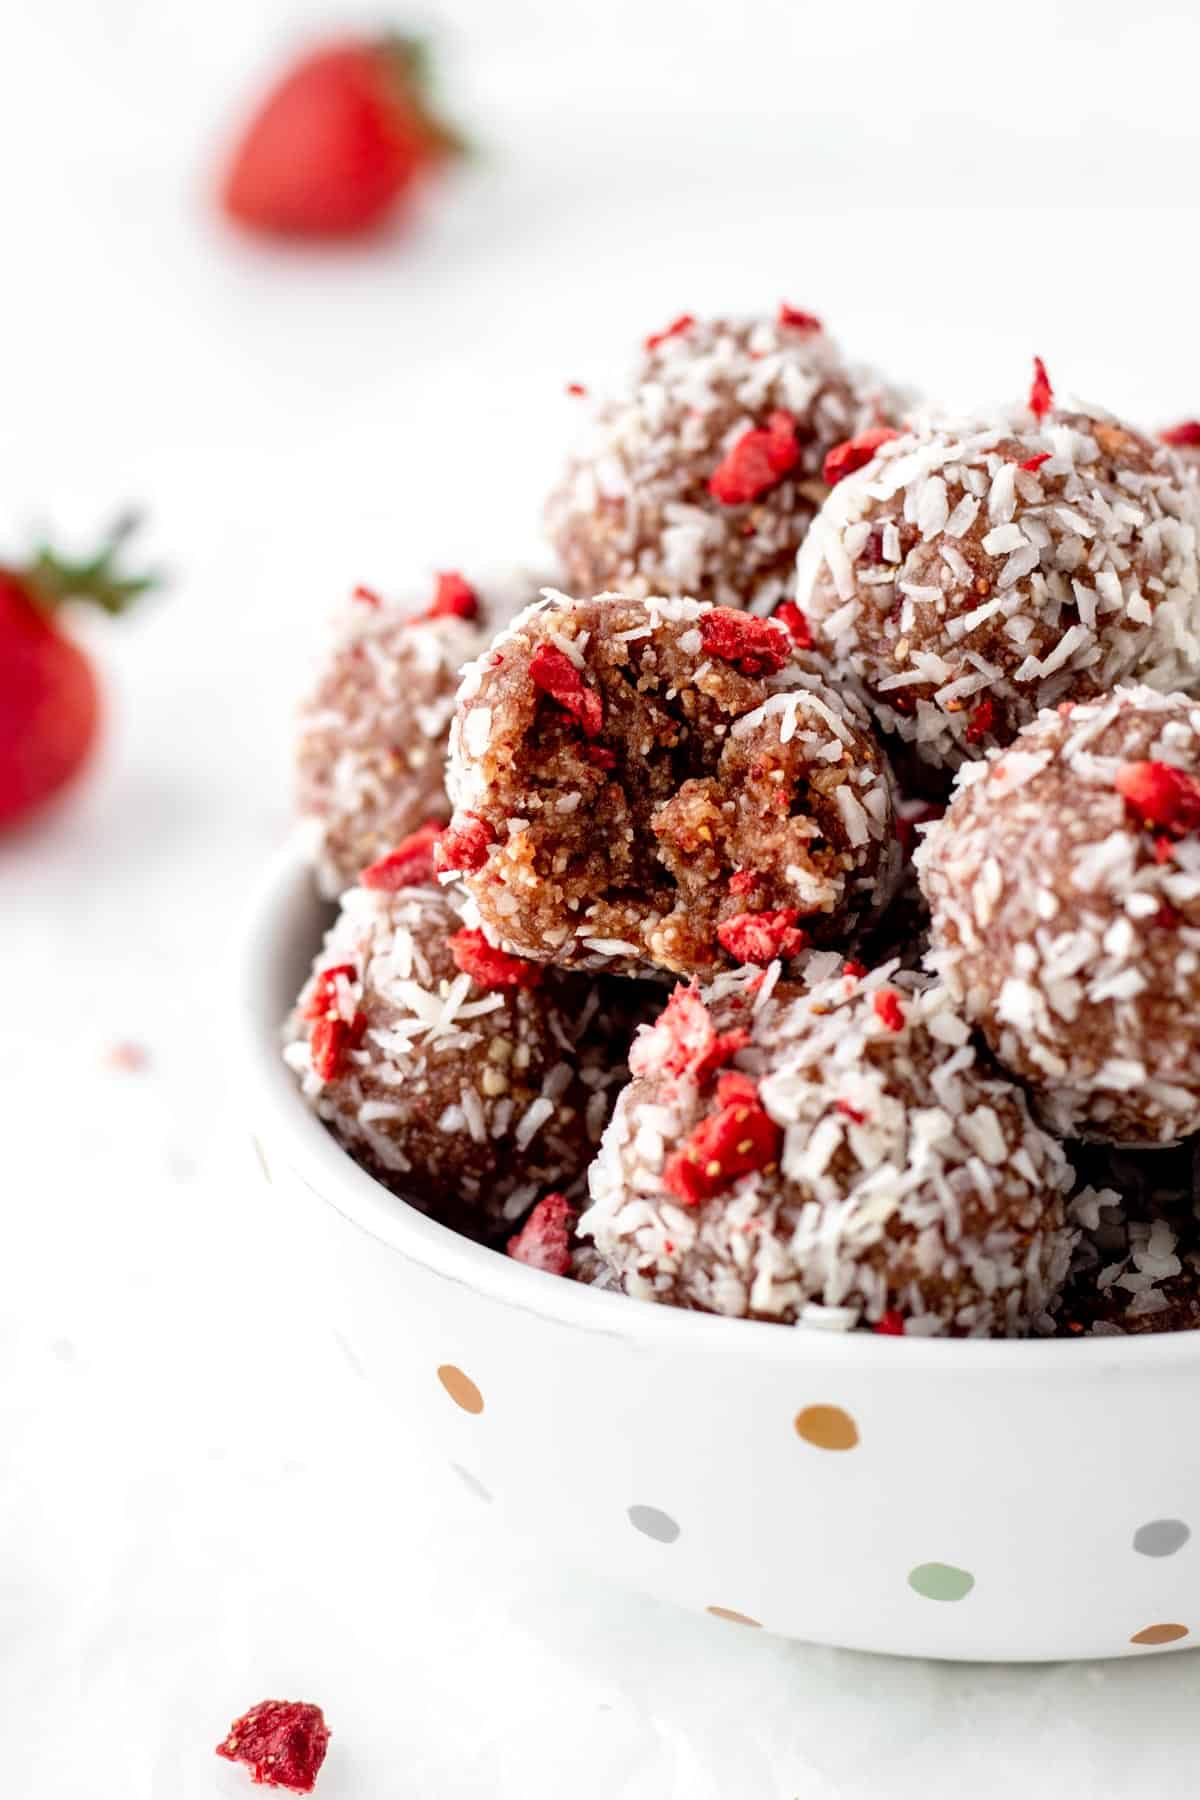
[285,311,1200,1337]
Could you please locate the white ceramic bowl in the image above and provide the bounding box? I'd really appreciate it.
[242,847,1200,1662]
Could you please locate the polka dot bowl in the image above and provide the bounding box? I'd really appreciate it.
[243,849,1200,1663]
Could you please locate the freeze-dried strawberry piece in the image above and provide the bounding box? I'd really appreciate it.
[630,983,750,1086]
[434,812,495,874]
[507,1192,576,1275]
[822,426,900,486]
[310,1009,366,1081]
[565,382,587,397]
[717,908,809,965]
[699,607,791,677]
[360,819,446,890]
[708,410,800,505]
[728,868,757,896]
[835,1098,866,1124]
[645,313,695,352]
[1019,451,1051,473]
[352,583,381,607]
[1115,760,1200,837]
[1161,419,1200,448]
[584,743,616,770]
[662,1077,782,1205]
[874,1310,905,1336]
[872,989,905,1033]
[302,963,357,1022]
[842,959,868,980]
[1027,356,1053,420]
[216,1699,330,1793]
[529,642,603,736]
[422,571,479,621]
[778,302,822,332]
[448,927,543,990]
[965,697,995,743]
[773,599,813,649]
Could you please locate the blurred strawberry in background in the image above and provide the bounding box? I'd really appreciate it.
[0,517,157,830]
[220,33,464,240]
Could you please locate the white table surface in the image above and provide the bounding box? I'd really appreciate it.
[6,1,1200,1792]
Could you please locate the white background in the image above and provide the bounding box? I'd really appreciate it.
[5,1,1200,1793]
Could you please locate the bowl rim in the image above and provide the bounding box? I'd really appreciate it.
[239,842,1200,1370]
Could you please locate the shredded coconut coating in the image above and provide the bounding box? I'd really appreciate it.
[547,315,904,615]
[795,405,1200,775]
[1059,1141,1200,1334]
[578,963,1076,1335]
[282,881,633,1236]
[918,687,1200,1145]
[445,590,901,978]
[296,574,538,897]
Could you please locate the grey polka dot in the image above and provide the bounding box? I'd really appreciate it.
[451,1462,492,1503]
[627,1504,680,1544]
[1133,1518,1190,1558]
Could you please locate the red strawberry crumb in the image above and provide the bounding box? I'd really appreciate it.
[777,303,823,332]
[1155,834,1176,865]
[699,607,791,677]
[529,641,603,736]
[728,868,757,896]
[422,571,478,621]
[774,599,813,649]
[874,1310,905,1336]
[630,983,750,1086]
[360,819,445,890]
[717,908,809,966]
[565,382,587,396]
[302,963,358,1022]
[584,743,616,770]
[1115,760,1200,837]
[708,409,800,506]
[835,1099,866,1124]
[434,812,494,874]
[965,697,996,743]
[1020,451,1051,473]
[872,989,905,1033]
[842,959,868,980]
[310,1010,366,1082]
[1028,356,1054,420]
[352,584,381,607]
[507,1192,576,1275]
[662,1076,782,1206]
[1156,902,1182,929]
[822,427,901,486]
[644,313,695,352]
[1160,420,1200,448]
[216,1699,330,1793]
[448,927,543,990]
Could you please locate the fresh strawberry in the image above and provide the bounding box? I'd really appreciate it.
[0,517,155,829]
[221,34,463,240]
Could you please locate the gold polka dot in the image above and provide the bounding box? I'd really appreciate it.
[252,1136,272,1184]
[1130,1622,1189,1646]
[437,1364,484,1414]
[794,1404,859,1451]
[707,1605,762,1628]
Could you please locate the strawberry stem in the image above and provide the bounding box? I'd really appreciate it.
[375,33,471,161]
[22,513,161,618]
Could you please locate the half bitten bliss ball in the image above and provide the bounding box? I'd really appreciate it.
[443,591,900,978]
[918,687,1200,1145]
[546,308,904,614]
[283,877,630,1238]
[795,363,1200,778]
[296,570,532,897]
[578,967,1076,1334]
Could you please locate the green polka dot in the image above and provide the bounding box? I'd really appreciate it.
[908,1561,975,1602]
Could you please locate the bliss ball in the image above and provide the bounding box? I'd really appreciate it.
[443,590,900,979]
[795,362,1200,779]
[918,687,1200,1145]
[296,570,536,897]
[1061,1141,1200,1335]
[578,963,1076,1335]
[546,308,904,615]
[283,878,631,1238]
